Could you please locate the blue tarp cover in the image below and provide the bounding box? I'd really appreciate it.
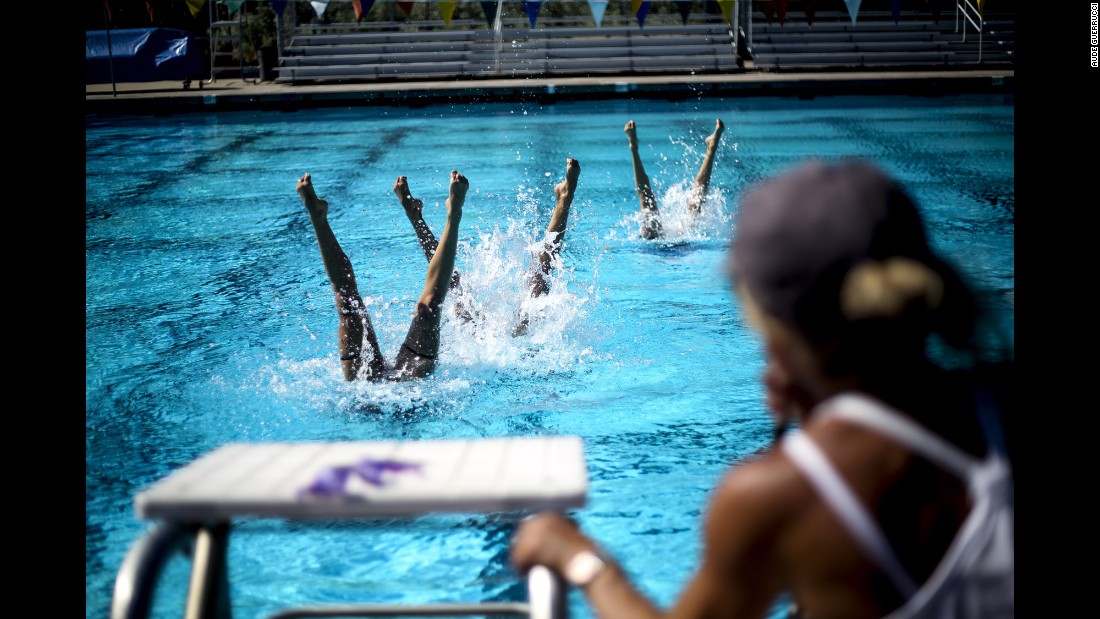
[86,28,204,84]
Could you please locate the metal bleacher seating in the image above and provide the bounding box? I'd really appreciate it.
[274,15,740,83]
[271,3,1014,84]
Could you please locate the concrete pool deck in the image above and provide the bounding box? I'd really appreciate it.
[85,68,1015,114]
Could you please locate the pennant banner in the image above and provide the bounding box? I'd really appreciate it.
[224,0,245,13]
[439,0,457,26]
[480,1,498,27]
[844,0,862,25]
[588,0,608,27]
[716,0,735,23]
[311,1,329,17]
[761,1,789,25]
[674,0,692,25]
[805,0,816,27]
[522,1,542,27]
[887,0,902,23]
[270,0,288,16]
[397,1,414,17]
[186,0,205,17]
[630,0,650,28]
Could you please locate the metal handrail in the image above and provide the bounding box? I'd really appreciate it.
[112,524,568,619]
[111,522,196,619]
[955,0,984,63]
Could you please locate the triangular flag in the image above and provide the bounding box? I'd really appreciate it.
[761,0,775,24]
[805,0,816,28]
[480,1,498,27]
[146,0,155,23]
[977,0,985,12]
[270,0,288,16]
[439,1,457,27]
[630,0,650,28]
[887,0,902,23]
[674,0,692,25]
[588,0,608,27]
[760,0,788,25]
[103,0,112,24]
[716,0,735,23]
[844,0,861,25]
[354,0,376,22]
[186,0,205,17]
[522,1,542,28]
[310,1,328,17]
[397,2,414,18]
[224,0,245,13]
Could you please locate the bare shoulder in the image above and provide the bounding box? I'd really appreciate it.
[706,449,813,542]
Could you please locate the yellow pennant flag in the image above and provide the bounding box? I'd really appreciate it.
[716,0,736,23]
[186,0,205,18]
[630,0,643,14]
[440,0,457,27]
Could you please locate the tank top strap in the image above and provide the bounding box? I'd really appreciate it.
[816,392,981,480]
[782,431,920,599]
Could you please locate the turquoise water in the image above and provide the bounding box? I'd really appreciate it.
[86,93,1014,619]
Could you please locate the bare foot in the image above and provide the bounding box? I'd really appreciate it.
[624,120,640,150]
[296,173,328,219]
[705,118,725,150]
[555,158,581,200]
[447,170,468,212]
[393,175,423,217]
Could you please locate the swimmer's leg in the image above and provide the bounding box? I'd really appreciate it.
[393,170,467,378]
[394,174,471,322]
[298,173,385,380]
[625,120,661,240]
[515,158,581,336]
[687,118,725,215]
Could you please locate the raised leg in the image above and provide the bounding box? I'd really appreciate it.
[298,173,386,381]
[529,158,581,297]
[394,175,471,321]
[393,170,467,378]
[625,120,661,240]
[687,118,725,215]
[514,158,581,336]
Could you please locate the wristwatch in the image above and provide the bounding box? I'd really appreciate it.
[563,548,609,588]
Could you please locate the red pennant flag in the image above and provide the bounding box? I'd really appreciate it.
[397,2,414,17]
[146,0,155,23]
[103,0,112,24]
[805,1,817,28]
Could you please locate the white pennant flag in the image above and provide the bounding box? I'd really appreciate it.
[311,1,329,17]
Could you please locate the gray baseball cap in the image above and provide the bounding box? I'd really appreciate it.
[728,159,936,341]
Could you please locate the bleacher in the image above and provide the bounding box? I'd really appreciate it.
[274,15,739,83]
[747,7,1015,70]
[270,4,1014,84]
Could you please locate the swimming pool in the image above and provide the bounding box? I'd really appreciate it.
[86,92,1014,619]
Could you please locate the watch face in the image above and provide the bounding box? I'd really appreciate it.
[565,550,606,587]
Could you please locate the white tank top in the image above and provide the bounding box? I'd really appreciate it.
[781,391,1014,619]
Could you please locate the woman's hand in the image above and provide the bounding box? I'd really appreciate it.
[511,512,594,574]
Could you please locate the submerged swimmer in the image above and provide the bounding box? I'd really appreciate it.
[625,118,725,239]
[298,169,466,381]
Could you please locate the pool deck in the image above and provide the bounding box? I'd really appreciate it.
[85,67,1015,114]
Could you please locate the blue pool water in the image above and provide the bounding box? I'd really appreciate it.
[86,93,1014,619]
